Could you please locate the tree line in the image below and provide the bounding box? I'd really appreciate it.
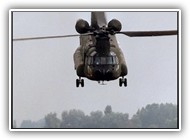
[19,103,178,128]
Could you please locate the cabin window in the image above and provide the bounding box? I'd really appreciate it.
[87,57,93,65]
[94,57,101,65]
[86,56,118,65]
[112,56,117,64]
[101,57,106,64]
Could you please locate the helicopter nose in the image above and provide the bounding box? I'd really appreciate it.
[94,69,102,78]
[94,69,113,80]
[105,70,113,78]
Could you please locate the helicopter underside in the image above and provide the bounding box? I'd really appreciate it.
[75,63,127,87]
[76,74,127,88]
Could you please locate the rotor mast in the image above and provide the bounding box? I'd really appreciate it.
[91,12,107,29]
[91,12,111,55]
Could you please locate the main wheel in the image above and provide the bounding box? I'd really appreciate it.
[76,78,84,87]
[124,78,127,87]
[81,79,84,87]
[119,78,122,87]
[119,77,127,87]
[76,79,79,87]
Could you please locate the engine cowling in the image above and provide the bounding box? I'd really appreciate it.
[75,19,90,34]
[108,19,122,31]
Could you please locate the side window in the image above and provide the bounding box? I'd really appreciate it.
[87,57,91,65]
[112,56,116,64]
[86,56,93,65]
[110,56,118,64]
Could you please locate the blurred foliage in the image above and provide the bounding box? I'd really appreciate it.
[19,103,178,128]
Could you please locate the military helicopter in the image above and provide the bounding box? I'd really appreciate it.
[13,12,178,87]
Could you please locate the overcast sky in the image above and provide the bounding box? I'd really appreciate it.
[12,10,178,126]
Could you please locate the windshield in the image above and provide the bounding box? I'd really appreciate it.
[87,56,118,65]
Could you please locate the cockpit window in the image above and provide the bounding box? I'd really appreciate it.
[94,57,101,65]
[86,56,118,65]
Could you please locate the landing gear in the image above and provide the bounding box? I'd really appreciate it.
[76,77,84,87]
[119,77,127,87]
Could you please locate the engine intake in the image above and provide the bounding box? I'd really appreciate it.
[75,19,90,34]
[108,19,122,32]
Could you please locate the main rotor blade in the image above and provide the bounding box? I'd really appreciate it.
[13,33,93,41]
[118,30,178,37]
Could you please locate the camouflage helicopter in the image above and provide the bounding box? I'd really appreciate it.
[13,12,178,87]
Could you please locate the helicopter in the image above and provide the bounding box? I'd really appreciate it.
[13,12,178,87]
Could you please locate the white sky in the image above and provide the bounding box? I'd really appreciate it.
[12,10,178,126]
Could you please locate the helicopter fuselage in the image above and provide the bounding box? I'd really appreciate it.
[74,33,128,82]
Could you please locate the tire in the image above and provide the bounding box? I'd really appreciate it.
[81,79,84,87]
[76,79,79,87]
[124,78,127,87]
[119,78,122,87]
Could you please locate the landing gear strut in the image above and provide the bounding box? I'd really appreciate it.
[119,77,127,87]
[76,77,84,87]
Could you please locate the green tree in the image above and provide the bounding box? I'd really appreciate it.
[130,113,142,128]
[45,112,61,128]
[20,120,33,128]
[131,103,177,128]
[61,109,86,128]
[87,111,103,128]
[104,105,112,115]
[37,103,178,128]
